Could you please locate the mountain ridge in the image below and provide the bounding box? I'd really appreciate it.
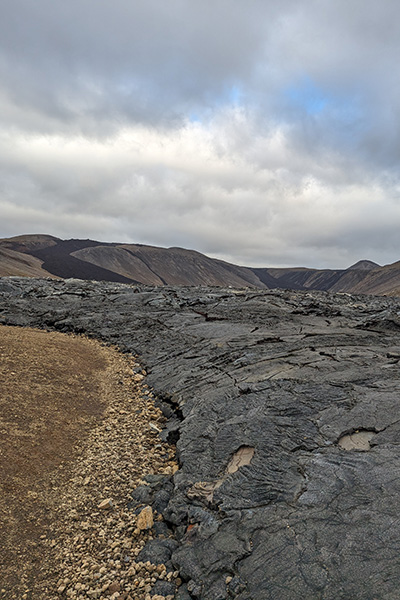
[0,234,398,297]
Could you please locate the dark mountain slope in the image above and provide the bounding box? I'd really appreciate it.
[253,267,345,291]
[0,234,59,253]
[252,260,384,295]
[0,247,57,278]
[247,267,290,289]
[31,239,136,284]
[0,234,399,296]
[346,260,400,296]
[346,259,380,270]
[70,245,165,285]
[72,243,266,288]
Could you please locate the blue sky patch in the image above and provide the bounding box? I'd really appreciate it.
[284,77,328,115]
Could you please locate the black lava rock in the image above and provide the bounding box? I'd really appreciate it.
[2,278,400,599]
[151,580,176,597]
[137,538,179,567]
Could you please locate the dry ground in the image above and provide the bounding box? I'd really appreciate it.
[0,325,178,600]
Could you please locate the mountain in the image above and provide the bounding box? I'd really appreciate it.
[0,235,265,288]
[0,246,57,278]
[343,260,400,296]
[71,243,264,287]
[0,234,399,297]
[346,259,379,271]
[0,235,59,278]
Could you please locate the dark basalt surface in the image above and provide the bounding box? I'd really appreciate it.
[1,277,400,600]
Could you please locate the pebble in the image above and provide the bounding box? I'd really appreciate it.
[137,506,154,531]
[107,581,120,593]
[97,498,113,510]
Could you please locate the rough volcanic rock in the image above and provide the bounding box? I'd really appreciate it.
[1,278,400,599]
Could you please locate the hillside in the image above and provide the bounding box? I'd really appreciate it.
[0,247,57,278]
[1,234,399,296]
[0,235,266,289]
[71,243,263,288]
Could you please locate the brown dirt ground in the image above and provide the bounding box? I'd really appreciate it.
[0,326,114,591]
[0,325,175,599]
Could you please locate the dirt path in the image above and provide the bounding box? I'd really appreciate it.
[0,325,178,600]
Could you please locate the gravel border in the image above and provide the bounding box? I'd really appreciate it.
[11,343,180,600]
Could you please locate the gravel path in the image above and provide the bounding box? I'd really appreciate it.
[0,326,180,600]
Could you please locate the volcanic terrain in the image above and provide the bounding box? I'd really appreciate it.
[1,276,400,599]
[1,234,400,296]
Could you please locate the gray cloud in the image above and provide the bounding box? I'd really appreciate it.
[0,1,276,132]
[1,1,400,268]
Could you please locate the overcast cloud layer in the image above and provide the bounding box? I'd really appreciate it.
[1,0,400,268]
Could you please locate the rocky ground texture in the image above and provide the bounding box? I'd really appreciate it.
[1,278,400,599]
[0,325,180,600]
[37,368,180,600]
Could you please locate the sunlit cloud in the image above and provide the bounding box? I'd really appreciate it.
[1,0,400,268]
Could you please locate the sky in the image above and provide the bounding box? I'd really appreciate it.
[1,1,400,268]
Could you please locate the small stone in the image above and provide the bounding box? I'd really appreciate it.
[149,422,161,433]
[98,498,113,510]
[226,576,233,584]
[108,581,121,594]
[136,506,154,530]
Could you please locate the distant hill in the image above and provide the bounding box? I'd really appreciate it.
[0,234,398,297]
[0,235,264,289]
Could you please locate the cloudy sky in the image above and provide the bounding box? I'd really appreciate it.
[1,1,400,268]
